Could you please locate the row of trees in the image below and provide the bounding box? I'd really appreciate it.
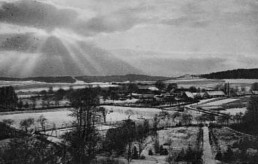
[230,95,258,135]
[0,86,18,111]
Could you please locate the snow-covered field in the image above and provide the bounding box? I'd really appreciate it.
[16,83,118,93]
[164,78,224,89]
[224,79,258,84]
[0,80,45,87]
[0,108,73,129]
[102,106,162,122]
[0,80,118,93]
[101,98,139,104]
[0,106,162,130]
[199,98,238,106]
[220,107,247,115]
[192,98,218,106]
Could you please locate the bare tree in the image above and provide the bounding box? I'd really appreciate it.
[37,115,48,133]
[98,107,107,123]
[181,113,193,125]
[20,118,34,133]
[2,119,14,126]
[63,88,100,164]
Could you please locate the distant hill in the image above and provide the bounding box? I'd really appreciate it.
[76,74,169,83]
[176,74,200,80]
[200,68,258,79]
[0,76,76,83]
[0,74,169,83]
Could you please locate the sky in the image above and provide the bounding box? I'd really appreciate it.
[0,0,258,77]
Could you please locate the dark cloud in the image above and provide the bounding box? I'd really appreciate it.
[0,0,143,36]
[0,33,42,53]
[0,0,77,31]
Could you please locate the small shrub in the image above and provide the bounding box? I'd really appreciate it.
[132,146,138,159]
[148,149,153,156]
[160,146,169,155]
[223,147,234,162]
[215,151,223,161]
[139,155,145,159]
[154,139,160,154]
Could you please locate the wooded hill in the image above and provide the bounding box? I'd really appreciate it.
[200,68,258,79]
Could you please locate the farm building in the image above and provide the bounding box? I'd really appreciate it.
[252,90,258,95]
[182,91,194,100]
[235,90,253,96]
[137,85,159,93]
[192,92,205,99]
[204,91,225,98]
[131,93,155,99]
[141,93,155,99]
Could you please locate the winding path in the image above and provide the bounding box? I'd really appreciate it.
[202,126,216,164]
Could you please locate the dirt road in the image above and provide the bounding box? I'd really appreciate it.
[202,126,216,164]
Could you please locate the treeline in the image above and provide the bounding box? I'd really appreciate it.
[0,86,18,110]
[201,68,258,79]
[230,95,258,135]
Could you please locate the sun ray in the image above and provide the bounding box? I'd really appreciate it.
[19,35,48,77]
[54,34,100,75]
[51,29,104,74]
[58,39,89,75]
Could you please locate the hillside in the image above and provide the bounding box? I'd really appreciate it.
[0,76,76,83]
[76,74,169,83]
[200,68,258,79]
[0,74,169,83]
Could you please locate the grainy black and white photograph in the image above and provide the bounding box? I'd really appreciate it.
[0,0,258,163]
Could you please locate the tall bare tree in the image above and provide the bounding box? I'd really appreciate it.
[64,88,100,164]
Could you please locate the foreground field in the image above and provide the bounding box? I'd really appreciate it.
[0,109,73,129]
[139,126,202,163]
[0,106,163,130]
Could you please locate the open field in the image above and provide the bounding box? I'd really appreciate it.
[164,78,224,89]
[4,77,258,94]
[0,80,118,93]
[224,79,258,84]
[221,107,247,115]
[196,97,249,113]
[102,106,162,121]
[0,108,73,129]
[0,106,163,130]
[200,99,238,106]
[164,78,258,90]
